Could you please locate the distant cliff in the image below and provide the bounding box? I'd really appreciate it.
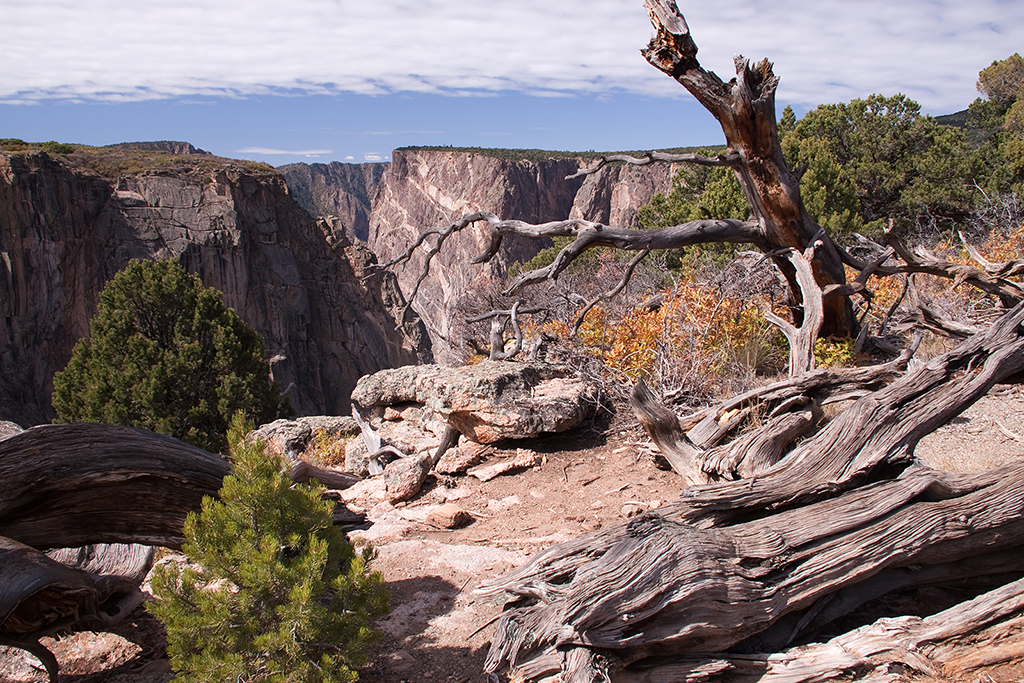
[278,161,387,242]
[0,151,430,426]
[366,149,584,358]
[281,148,687,360]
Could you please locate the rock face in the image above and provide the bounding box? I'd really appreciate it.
[278,161,387,242]
[0,151,431,425]
[285,149,687,361]
[569,160,687,228]
[351,361,601,443]
[366,150,587,360]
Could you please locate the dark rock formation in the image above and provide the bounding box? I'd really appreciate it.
[0,151,431,426]
[278,161,387,242]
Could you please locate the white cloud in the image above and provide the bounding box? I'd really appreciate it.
[363,153,385,162]
[237,147,333,156]
[3,0,1022,112]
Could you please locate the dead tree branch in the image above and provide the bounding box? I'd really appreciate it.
[571,248,651,336]
[566,150,741,179]
[478,301,1024,682]
[762,247,825,375]
[467,302,544,360]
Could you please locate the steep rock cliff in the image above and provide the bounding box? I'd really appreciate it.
[568,160,685,228]
[366,149,586,360]
[0,151,430,426]
[361,149,689,360]
[278,161,387,242]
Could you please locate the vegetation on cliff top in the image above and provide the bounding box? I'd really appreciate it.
[398,144,725,163]
[0,138,275,179]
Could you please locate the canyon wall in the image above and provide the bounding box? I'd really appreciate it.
[347,150,682,360]
[0,151,430,426]
[278,161,387,242]
[366,149,583,359]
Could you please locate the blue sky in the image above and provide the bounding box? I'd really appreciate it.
[3,0,1022,166]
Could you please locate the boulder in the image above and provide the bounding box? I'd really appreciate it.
[384,453,433,504]
[352,361,600,443]
[248,416,360,459]
[434,442,490,475]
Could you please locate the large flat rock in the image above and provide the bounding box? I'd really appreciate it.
[352,361,600,443]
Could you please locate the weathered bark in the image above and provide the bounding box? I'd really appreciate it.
[0,538,156,683]
[0,421,367,679]
[762,248,825,375]
[641,0,855,337]
[0,423,230,550]
[476,302,1024,681]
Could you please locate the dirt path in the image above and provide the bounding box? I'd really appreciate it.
[2,389,1023,683]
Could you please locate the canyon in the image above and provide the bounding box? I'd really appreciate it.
[282,147,686,360]
[1,143,687,426]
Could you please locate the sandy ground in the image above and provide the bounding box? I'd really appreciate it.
[2,387,1023,683]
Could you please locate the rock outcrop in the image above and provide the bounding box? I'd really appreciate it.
[0,151,431,425]
[278,161,387,242]
[351,361,601,443]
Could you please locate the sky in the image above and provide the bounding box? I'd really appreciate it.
[2,0,1022,167]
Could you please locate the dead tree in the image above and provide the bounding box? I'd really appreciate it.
[477,301,1024,681]
[378,0,857,339]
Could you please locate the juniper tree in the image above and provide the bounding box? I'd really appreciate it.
[148,415,389,683]
[51,259,288,452]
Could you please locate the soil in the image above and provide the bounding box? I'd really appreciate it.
[3,387,1024,683]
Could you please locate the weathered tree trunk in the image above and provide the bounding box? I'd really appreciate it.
[641,0,854,337]
[477,302,1024,681]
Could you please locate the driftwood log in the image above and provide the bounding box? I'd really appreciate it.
[476,302,1024,682]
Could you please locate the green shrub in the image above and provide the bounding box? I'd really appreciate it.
[41,140,75,154]
[52,259,289,452]
[148,415,389,683]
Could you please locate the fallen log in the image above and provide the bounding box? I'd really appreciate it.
[476,301,1024,681]
[0,538,156,682]
[0,423,231,550]
[0,421,366,679]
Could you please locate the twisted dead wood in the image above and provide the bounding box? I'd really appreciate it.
[477,301,1024,681]
[0,422,363,678]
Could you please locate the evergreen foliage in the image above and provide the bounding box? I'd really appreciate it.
[780,94,983,236]
[148,415,389,683]
[52,259,288,452]
[968,54,1024,190]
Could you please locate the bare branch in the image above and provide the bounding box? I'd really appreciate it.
[840,229,1024,305]
[566,150,741,180]
[762,248,825,375]
[467,301,533,360]
[502,218,765,296]
[571,249,651,336]
[959,230,1024,278]
[377,209,765,312]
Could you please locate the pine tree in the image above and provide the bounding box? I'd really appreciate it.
[52,259,288,452]
[148,415,389,683]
